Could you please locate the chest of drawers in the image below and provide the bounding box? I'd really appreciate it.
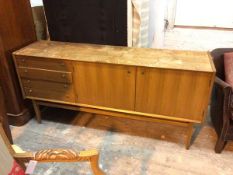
[13,40,215,148]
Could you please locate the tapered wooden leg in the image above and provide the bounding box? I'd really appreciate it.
[90,154,105,175]
[215,137,226,153]
[185,123,194,149]
[32,100,41,123]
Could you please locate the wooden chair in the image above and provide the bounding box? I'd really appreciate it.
[0,86,104,175]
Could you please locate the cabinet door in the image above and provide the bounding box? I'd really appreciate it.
[74,62,136,110]
[135,67,213,122]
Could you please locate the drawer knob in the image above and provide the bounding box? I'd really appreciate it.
[29,89,33,93]
[64,84,68,88]
[141,71,145,75]
[61,74,66,78]
[27,80,31,83]
[24,69,28,73]
[22,59,26,62]
[127,70,131,74]
[60,62,65,66]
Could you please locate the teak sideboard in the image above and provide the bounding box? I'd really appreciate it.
[13,41,216,149]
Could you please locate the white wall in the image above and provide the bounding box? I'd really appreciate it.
[30,0,43,7]
[175,0,233,28]
[149,0,167,48]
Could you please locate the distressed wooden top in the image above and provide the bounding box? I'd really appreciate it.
[14,40,215,72]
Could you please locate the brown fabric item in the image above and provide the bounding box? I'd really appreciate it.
[43,0,127,46]
[210,48,233,153]
[224,52,233,87]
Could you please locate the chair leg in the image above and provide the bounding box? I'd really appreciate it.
[214,118,229,153]
[90,154,105,175]
[215,137,227,153]
[185,123,194,149]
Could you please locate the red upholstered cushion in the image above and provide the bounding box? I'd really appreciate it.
[224,52,233,87]
[8,160,25,175]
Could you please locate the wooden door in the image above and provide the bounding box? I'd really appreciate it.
[74,62,136,110]
[135,67,213,122]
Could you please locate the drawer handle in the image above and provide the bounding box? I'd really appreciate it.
[24,69,28,73]
[27,80,31,83]
[22,59,26,62]
[60,62,65,66]
[61,74,66,78]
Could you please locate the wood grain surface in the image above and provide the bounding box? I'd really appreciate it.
[74,62,136,110]
[135,68,213,121]
[14,40,215,72]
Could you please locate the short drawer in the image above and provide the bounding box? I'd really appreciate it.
[15,55,72,71]
[21,79,72,92]
[18,67,72,83]
[23,80,75,103]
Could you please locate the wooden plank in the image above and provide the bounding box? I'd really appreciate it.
[135,67,213,122]
[13,40,215,72]
[32,97,199,123]
[74,62,136,111]
[37,100,189,127]
[18,67,72,83]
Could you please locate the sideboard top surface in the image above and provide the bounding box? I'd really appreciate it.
[14,40,215,72]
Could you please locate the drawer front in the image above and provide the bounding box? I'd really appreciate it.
[18,67,72,83]
[15,55,72,71]
[23,80,75,102]
[21,79,71,92]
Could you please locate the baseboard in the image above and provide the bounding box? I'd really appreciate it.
[7,108,32,126]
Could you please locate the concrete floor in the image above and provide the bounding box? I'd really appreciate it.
[11,28,233,174]
[11,107,233,175]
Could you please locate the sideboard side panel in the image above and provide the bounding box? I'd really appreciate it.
[73,62,136,111]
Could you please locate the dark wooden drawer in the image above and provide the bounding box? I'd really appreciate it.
[21,79,71,92]
[23,80,75,102]
[15,55,72,71]
[18,67,72,83]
